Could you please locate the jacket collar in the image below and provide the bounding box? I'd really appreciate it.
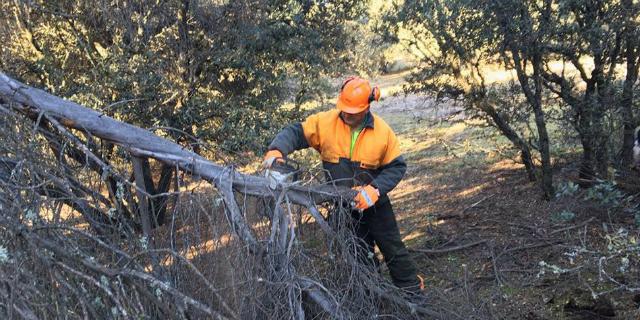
[338,110,375,129]
[363,111,374,128]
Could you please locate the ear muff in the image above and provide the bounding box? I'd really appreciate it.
[339,76,380,107]
[369,86,380,103]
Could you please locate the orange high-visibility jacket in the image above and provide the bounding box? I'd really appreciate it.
[268,109,406,200]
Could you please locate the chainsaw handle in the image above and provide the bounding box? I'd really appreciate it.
[272,157,300,172]
[268,157,301,183]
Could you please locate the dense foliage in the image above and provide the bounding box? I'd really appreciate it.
[0,0,373,155]
[383,0,640,196]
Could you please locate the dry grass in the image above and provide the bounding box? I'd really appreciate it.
[2,71,640,319]
[372,72,640,319]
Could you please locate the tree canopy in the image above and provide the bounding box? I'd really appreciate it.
[1,0,375,154]
[383,0,640,196]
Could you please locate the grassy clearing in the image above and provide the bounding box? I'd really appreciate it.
[376,92,640,318]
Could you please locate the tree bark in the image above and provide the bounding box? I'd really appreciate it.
[512,50,554,199]
[480,103,537,182]
[0,72,351,205]
[619,0,640,169]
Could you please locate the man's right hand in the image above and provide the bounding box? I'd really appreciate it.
[262,149,284,169]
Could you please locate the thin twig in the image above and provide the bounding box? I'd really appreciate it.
[549,217,595,235]
[411,240,487,254]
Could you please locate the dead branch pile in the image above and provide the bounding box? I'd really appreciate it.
[0,73,447,319]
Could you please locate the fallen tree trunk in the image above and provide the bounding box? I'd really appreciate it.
[0,71,348,250]
[0,72,443,319]
[0,72,350,204]
[0,72,352,318]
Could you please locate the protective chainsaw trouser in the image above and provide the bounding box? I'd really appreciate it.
[350,199,422,294]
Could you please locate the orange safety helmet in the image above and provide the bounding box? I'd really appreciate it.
[336,76,381,114]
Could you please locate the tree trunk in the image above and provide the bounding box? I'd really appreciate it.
[511,50,554,199]
[481,103,537,181]
[578,104,598,183]
[495,1,554,198]
[619,0,639,169]
[530,55,554,199]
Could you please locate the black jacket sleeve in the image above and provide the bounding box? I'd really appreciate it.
[268,123,310,156]
[372,155,407,196]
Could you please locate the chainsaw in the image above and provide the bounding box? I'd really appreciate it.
[263,158,362,212]
[264,157,300,189]
[259,157,301,219]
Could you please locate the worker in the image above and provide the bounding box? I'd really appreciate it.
[263,76,424,295]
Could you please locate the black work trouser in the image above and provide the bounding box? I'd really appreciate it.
[350,198,421,293]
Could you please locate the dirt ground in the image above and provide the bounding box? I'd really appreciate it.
[371,74,640,319]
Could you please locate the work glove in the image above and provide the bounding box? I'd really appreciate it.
[262,149,284,169]
[352,185,380,211]
[418,274,425,291]
[263,149,288,189]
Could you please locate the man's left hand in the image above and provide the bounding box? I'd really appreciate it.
[353,185,380,211]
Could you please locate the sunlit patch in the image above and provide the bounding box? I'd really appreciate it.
[464,57,622,88]
[391,179,436,198]
[402,230,424,242]
[455,184,488,198]
[398,123,470,157]
[251,219,272,232]
[37,203,82,223]
[438,122,467,138]
[178,180,214,193]
[186,235,232,259]
[488,159,523,172]
[482,68,517,85]
[398,136,435,154]
[159,234,233,267]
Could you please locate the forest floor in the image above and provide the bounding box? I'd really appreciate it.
[371,73,640,319]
